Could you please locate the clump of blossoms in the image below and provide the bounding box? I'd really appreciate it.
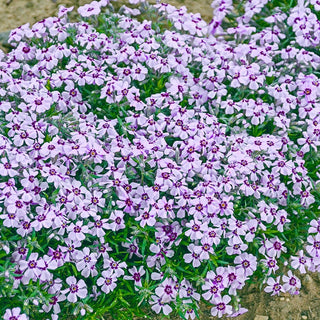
[0,0,320,319]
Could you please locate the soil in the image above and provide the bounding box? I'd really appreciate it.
[1,1,320,320]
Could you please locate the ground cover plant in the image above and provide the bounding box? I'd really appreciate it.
[0,0,320,319]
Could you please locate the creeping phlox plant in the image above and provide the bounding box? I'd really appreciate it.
[0,0,320,318]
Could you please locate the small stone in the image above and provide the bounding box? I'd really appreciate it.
[301,316,307,320]
[254,316,269,320]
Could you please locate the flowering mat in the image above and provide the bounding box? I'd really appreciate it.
[1,0,320,319]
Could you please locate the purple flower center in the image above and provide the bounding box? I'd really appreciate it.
[273,283,281,292]
[4,163,11,169]
[164,285,173,295]
[314,241,320,249]
[115,217,122,224]
[70,284,78,293]
[242,260,250,268]
[217,302,226,311]
[192,224,200,231]
[133,273,141,282]
[289,277,296,286]
[274,241,282,250]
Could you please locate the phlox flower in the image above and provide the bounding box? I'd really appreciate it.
[75,247,98,278]
[264,276,284,296]
[61,276,88,303]
[135,210,156,227]
[47,247,65,269]
[16,219,32,237]
[157,196,175,219]
[67,221,89,242]
[58,5,74,18]
[123,266,145,289]
[179,280,201,301]
[291,250,311,273]
[226,238,248,256]
[308,219,320,234]
[122,238,143,259]
[261,255,279,276]
[306,233,320,258]
[88,218,110,240]
[97,269,118,294]
[310,0,320,10]
[107,210,125,231]
[78,1,101,17]
[261,237,287,258]
[0,158,19,177]
[199,237,214,260]
[184,305,197,320]
[225,266,246,296]
[183,244,203,268]
[19,252,44,284]
[150,295,172,315]
[185,219,208,240]
[42,292,66,314]
[155,278,177,303]
[4,194,27,216]
[147,243,174,268]
[210,295,233,318]
[103,257,127,276]
[282,271,301,295]
[40,164,65,189]
[3,308,28,320]
[202,278,222,301]
[11,243,28,262]
[234,253,257,276]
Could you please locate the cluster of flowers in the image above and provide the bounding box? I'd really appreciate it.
[0,0,320,318]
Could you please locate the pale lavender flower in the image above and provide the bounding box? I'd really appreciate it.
[264,276,284,296]
[103,257,127,276]
[260,256,279,276]
[282,271,301,295]
[155,278,177,303]
[210,295,233,318]
[67,221,89,242]
[3,308,28,320]
[179,279,200,301]
[185,219,208,240]
[58,5,74,18]
[306,233,320,258]
[42,292,66,314]
[107,210,125,231]
[150,295,172,315]
[19,252,43,284]
[61,276,88,303]
[123,266,145,289]
[122,238,142,259]
[291,250,311,273]
[97,269,118,294]
[75,247,98,278]
[225,266,246,296]
[234,253,257,276]
[183,244,202,268]
[78,1,101,17]
[263,237,287,258]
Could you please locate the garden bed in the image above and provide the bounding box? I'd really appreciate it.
[1,1,320,320]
